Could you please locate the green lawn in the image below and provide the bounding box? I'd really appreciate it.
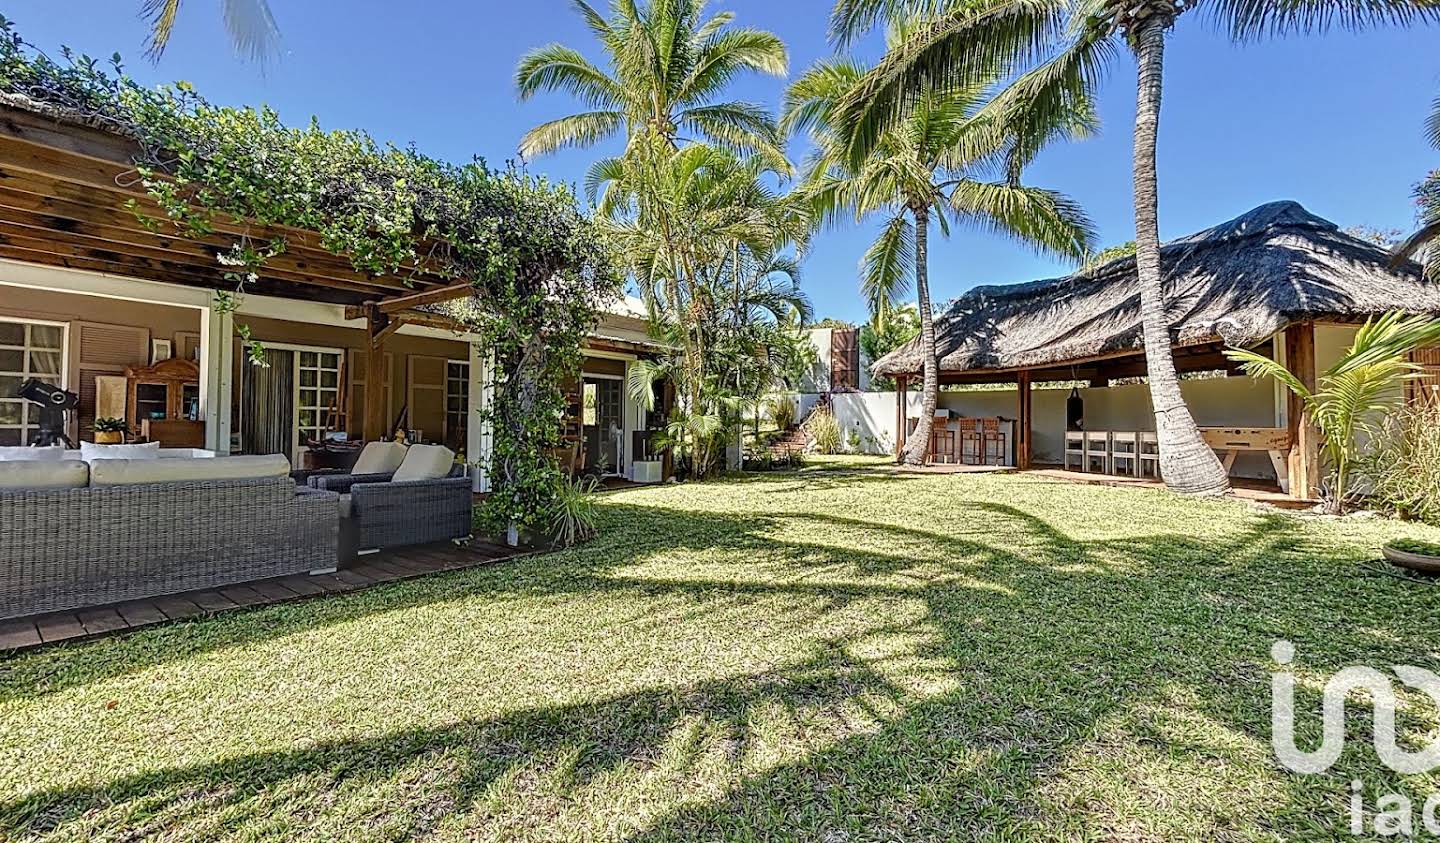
[4,462,1440,841]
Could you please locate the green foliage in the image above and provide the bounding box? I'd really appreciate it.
[0,23,618,535]
[859,304,920,390]
[90,417,129,433]
[1360,398,1440,525]
[1227,312,1440,513]
[804,405,843,454]
[765,395,796,430]
[548,474,600,548]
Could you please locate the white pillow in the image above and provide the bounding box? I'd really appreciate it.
[0,444,64,462]
[391,444,455,482]
[80,441,162,462]
[351,441,409,475]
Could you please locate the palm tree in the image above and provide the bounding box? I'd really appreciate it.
[140,0,280,62]
[514,0,788,171]
[1393,95,1440,281]
[783,52,1095,465]
[829,0,1440,493]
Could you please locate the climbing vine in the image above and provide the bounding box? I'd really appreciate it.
[0,20,618,534]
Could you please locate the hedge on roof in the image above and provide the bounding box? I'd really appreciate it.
[0,18,620,535]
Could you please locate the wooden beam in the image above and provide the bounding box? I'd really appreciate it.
[1016,369,1033,470]
[377,281,474,313]
[895,375,908,457]
[1285,321,1321,500]
[363,307,391,442]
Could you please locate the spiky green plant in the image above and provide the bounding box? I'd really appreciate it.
[1226,312,1440,514]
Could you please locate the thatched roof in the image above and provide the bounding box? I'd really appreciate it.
[873,201,1440,378]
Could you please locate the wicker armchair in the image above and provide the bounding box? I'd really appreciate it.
[310,465,472,559]
[0,476,339,620]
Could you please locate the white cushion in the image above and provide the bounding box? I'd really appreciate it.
[80,441,161,462]
[0,444,65,462]
[0,460,89,489]
[351,441,409,475]
[89,454,291,486]
[392,444,455,482]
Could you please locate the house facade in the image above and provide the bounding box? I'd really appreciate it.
[0,101,667,487]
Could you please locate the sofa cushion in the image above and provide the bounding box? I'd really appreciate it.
[80,441,161,461]
[89,454,291,486]
[392,444,455,482]
[351,441,409,475]
[0,444,64,462]
[0,460,89,489]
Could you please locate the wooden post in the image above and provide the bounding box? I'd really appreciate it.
[895,375,908,457]
[1017,370,1033,469]
[363,306,390,442]
[1285,321,1320,499]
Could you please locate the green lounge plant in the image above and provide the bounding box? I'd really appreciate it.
[548,475,600,548]
[1226,312,1440,514]
[91,417,130,433]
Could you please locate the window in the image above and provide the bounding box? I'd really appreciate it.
[0,319,66,446]
[296,350,342,449]
[446,360,469,450]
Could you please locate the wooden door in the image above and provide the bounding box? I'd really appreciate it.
[72,321,149,440]
[830,327,859,391]
[407,355,447,444]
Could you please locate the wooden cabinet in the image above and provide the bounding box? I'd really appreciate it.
[124,358,204,447]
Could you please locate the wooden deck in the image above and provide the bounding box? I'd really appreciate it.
[1026,467,1316,509]
[0,539,532,653]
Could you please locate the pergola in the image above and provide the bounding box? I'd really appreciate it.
[0,101,509,442]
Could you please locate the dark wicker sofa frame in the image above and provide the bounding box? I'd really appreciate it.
[0,476,339,620]
[309,467,472,558]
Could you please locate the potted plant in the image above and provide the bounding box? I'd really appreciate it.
[91,417,129,445]
[1383,539,1440,575]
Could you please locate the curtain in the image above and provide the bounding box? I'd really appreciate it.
[241,348,294,457]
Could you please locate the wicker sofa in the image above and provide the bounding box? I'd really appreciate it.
[308,444,472,559]
[0,455,339,620]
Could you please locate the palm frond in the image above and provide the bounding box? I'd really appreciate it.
[515,44,623,107]
[680,27,788,103]
[518,110,625,159]
[219,0,281,64]
[1216,0,1440,41]
[1225,346,1313,400]
[861,214,916,316]
[946,180,1095,260]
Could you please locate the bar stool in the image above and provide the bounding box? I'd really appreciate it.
[1137,432,1161,479]
[957,418,982,464]
[1110,431,1140,477]
[930,411,955,464]
[1084,430,1111,473]
[981,417,1006,466]
[1064,429,1085,471]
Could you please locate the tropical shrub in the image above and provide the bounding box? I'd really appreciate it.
[804,407,843,455]
[766,396,797,431]
[548,475,600,548]
[1359,398,1440,525]
[91,417,129,433]
[1228,312,1440,513]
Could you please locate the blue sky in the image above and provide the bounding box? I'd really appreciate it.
[8,2,1438,322]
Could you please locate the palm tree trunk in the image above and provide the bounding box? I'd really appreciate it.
[903,204,937,466]
[1130,17,1229,497]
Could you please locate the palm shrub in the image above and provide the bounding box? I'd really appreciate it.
[1226,312,1440,514]
[1393,95,1440,281]
[804,406,844,455]
[766,395,797,431]
[1359,398,1440,524]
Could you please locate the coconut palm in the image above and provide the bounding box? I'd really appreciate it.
[783,52,1095,465]
[829,0,1440,493]
[1393,95,1440,281]
[140,0,280,62]
[514,0,788,171]
[1226,311,1440,513]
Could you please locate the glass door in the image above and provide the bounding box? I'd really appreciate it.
[296,350,343,460]
[582,377,623,476]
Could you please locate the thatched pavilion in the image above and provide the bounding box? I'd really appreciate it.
[871,201,1440,498]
